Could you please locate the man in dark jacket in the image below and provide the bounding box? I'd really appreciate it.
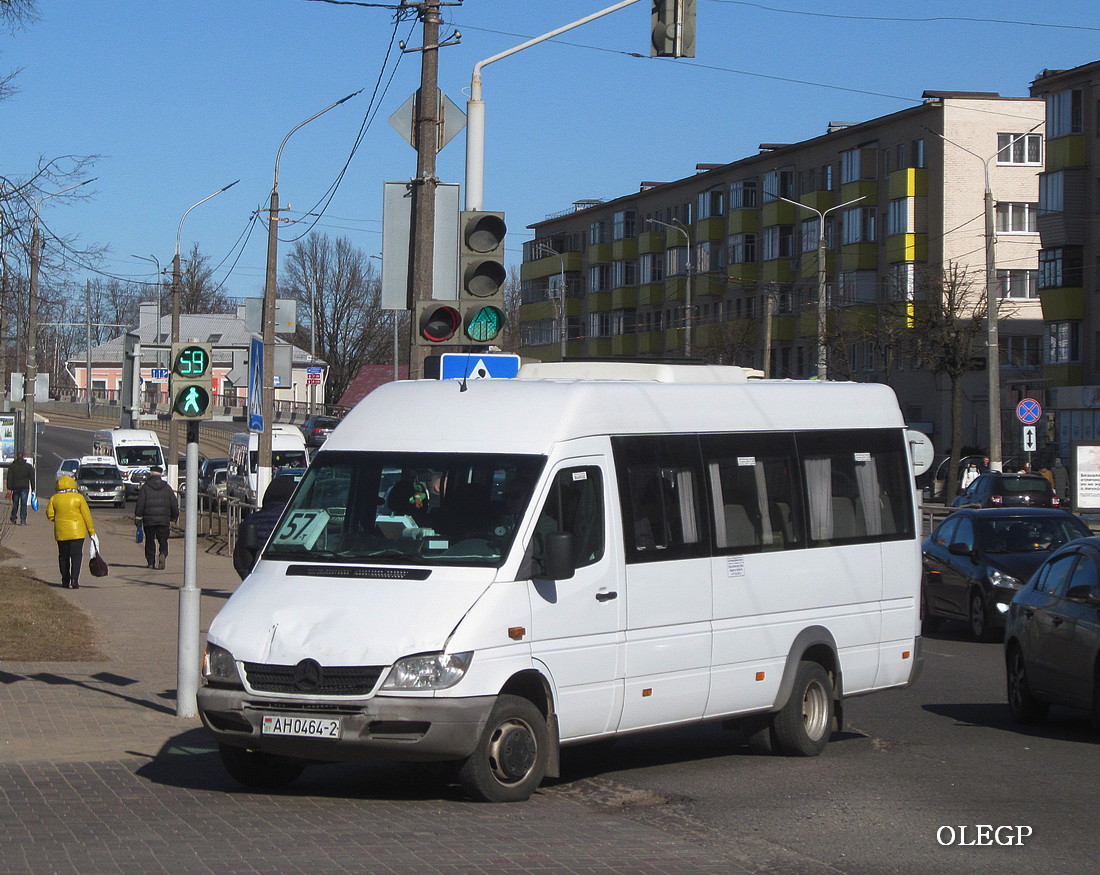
[7,452,35,526]
[134,466,179,569]
[232,475,297,580]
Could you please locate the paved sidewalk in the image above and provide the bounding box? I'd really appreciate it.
[0,500,240,763]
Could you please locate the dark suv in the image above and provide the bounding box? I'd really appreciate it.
[952,472,1059,509]
[300,416,339,449]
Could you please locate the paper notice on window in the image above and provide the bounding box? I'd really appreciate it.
[727,555,745,577]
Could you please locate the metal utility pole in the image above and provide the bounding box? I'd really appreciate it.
[406,0,443,380]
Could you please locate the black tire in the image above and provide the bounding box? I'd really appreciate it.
[771,661,834,757]
[742,714,776,755]
[458,695,549,803]
[1006,646,1048,724]
[969,589,998,642]
[218,742,306,790]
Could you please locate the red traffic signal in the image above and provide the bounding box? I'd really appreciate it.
[418,303,461,343]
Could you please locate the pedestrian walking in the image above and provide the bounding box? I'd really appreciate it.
[232,475,296,580]
[7,452,35,525]
[134,465,179,570]
[45,474,96,589]
[1051,458,1070,504]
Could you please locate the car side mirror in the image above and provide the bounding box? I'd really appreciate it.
[948,542,974,558]
[542,531,576,581]
[1066,584,1100,606]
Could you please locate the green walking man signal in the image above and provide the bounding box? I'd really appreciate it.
[169,342,213,420]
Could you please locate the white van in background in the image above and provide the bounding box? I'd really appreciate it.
[226,424,309,505]
[91,428,165,497]
[198,362,923,803]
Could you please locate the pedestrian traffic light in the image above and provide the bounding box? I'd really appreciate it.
[651,0,696,58]
[169,342,213,420]
[458,210,506,347]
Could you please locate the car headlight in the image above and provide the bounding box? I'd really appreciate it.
[989,569,1023,590]
[202,643,242,686]
[381,651,472,691]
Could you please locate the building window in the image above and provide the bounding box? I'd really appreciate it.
[841,207,876,244]
[997,132,1042,165]
[666,246,689,276]
[762,225,793,260]
[800,217,820,254]
[1048,89,1083,137]
[729,179,757,209]
[611,260,637,288]
[887,198,913,236]
[1045,321,1080,364]
[728,233,756,264]
[762,169,793,202]
[588,312,611,339]
[838,271,877,304]
[696,189,725,219]
[911,139,925,169]
[612,210,636,241]
[588,220,608,245]
[588,264,611,292]
[639,252,664,283]
[696,240,724,273]
[840,145,876,183]
[995,202,1039,233]
[888,263,916,303]
[1039,171,1064,215]
[1003,335,1041,369]
[997,269,1038,299]
[821,163,834,190]
[1039,247,1083,289]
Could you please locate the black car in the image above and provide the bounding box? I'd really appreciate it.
[921,508,1091,641]
[951,472,1059,509]
[300,416,339,449]
[74,460,128,508]
[1005,536,1100,727]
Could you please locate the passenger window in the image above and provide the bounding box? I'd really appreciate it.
[1037,554,1079,596]
[953,517,976,552]
[532,466,604,569]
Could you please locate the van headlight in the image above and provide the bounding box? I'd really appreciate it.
[381,652,472,691]
[202,643,242,686]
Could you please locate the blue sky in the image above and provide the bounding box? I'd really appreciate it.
[2,0,1099,304]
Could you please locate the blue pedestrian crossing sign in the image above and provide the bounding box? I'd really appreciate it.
[439,353,521,381]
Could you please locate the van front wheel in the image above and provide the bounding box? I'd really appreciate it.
[772,661,834,757]
[458,695,549,803]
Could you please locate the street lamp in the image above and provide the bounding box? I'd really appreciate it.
[24,178,95,458]
[167,180,239,491]
[258,91,359,504]
[777,194,865,380]
[931,123,1041,472]
[647,217,693,358]
[536,243,568,359]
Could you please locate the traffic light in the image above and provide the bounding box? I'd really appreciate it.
[651,0,696,58]
[169,342,213,420]
[458,210,506,347]
[416,301,462,344]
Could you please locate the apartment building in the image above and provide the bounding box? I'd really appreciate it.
[520,92,1045,458]
[1031,61,1100,456]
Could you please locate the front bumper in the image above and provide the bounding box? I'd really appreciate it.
[197,686,496,763]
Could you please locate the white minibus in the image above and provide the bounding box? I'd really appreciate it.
[199,363,922,802]
[91,428,165,497]
[226,425,309,505]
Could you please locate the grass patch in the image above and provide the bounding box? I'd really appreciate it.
[0,546,103,661]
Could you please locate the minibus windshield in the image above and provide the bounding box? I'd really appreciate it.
[262,450,546,567]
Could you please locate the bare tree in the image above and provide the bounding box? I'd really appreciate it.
[910,264,989,503]
[166,242,231,314]
[280,232,390,406]
[501,266,523,354]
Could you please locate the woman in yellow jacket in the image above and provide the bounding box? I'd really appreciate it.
[46,475,96,589]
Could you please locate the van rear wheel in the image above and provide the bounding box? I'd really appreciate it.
[458,695,548,803]
[771,661,834,757]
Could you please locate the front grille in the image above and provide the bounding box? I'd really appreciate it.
[243,662,385,696]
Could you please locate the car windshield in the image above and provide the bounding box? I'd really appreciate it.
[78,466,120,480]
[978,516,1090,554]
[263,450,545,567]
[999,478,1050,497]
[116,446,161,467]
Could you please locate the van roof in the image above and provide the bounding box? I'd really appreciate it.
[329,366,904,455]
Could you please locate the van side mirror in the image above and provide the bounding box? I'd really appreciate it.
[543,531,576,580]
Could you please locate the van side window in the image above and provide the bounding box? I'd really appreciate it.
[700,433,803,554]
[613,435,707,564]
[797,430,914,546]
[533,466,604,569]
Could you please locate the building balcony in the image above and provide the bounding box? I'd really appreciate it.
[586,242,611,264]
[885,233,928,263]
[840,180,878,203]
[611,237,638,260]
[1045,134,1085,171]
[694,216,725,241]
[637,281,665,308]
[762,200,797,226]
[727,263,758,286]
[888,168,927,199]
[520,251,583,282]
[611,333,638,356]
[1042,363,1083,387]
[638,231,664,254]
[1039,286,1085,321]
[728,210,759,234]
[761,259,795,283]
[840,243,878,271]
[611,286,638,309]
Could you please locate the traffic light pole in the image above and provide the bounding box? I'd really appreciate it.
[176,420,201,718]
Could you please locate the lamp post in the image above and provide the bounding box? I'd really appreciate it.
[536,243,567,359]
[258,92,359,504]
[167,181,238,491]
[647,217,693,358]
[24,178,94,458]
[930,123,1040,472]
[777,194,865,380]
